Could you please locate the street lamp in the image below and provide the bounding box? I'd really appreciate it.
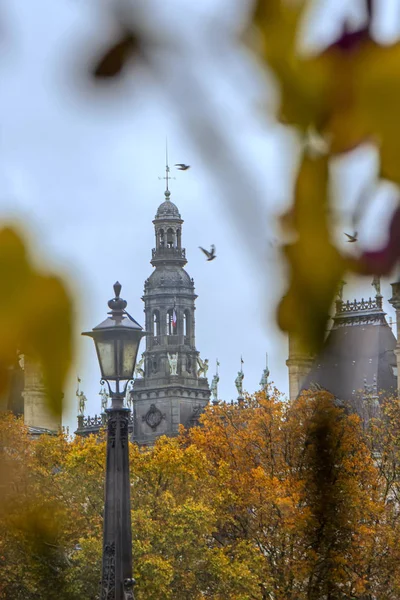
[82,282,146,600]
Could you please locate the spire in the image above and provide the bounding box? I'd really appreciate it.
[165,139,170,193]
[158,138,175,199]
[153,143,185,266]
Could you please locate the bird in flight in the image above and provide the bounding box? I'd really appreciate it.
[199,244,216,261]
[175,163,190,170]
[344,231,358,243]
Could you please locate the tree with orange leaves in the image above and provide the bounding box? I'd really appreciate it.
[2,389,400,599]
[188,389,386,599]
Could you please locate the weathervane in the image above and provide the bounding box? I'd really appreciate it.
[158,139,175,193]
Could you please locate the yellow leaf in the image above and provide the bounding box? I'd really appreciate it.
[252,0,332,130]
[317,40,398,159]
[0,227,73,416]
[277,153,346,353]
[318,39,400,183]
[252,2,400,183]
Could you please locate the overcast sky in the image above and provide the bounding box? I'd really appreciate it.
[1,0,400,432]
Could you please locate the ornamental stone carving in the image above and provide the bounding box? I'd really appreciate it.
[142,404,165,430]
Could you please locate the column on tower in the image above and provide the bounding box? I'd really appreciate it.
[22,357,61,433]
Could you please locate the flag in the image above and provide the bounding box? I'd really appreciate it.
[172,307,177,329]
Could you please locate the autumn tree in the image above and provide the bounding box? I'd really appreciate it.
[0,414,74,599]
[3,389,400,599]
[188,390,386,599]
[0,414,258,600]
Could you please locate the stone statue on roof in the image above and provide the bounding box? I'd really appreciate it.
[76,377,87,416]
[135,354,145,378]
[168,352,178,376]
[211,373,219,403]
[197,356,209,378]
[260,353,270,390]
[235,370,244,397]
[125,381,134,408]
[372,275,381,296]
[100,386,109,413]
[336,280,346,301]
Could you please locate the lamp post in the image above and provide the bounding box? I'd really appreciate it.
[82,282,146,600]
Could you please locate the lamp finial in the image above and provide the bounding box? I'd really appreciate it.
[108,282,127,312]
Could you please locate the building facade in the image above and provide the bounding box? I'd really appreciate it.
[299,280,398,407]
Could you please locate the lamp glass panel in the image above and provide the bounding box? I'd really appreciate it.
[96,339,116,378]
[121,338,139,379]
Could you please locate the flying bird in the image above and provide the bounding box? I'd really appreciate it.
[199,245,216,261]
[344,231,358,243]
[175,164,190,170]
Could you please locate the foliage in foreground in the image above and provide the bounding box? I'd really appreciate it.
[1,390,400,599]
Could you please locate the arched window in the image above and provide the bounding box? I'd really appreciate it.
[158,229,165,247]
[167,228,175,248]
[153,311,160,336]
[183,310,190,338]
[176,229,181,249]
[166,308,177,335]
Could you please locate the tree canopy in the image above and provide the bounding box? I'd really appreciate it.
[2,390,400,599]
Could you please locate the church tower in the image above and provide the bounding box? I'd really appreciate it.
[131,169,210,445]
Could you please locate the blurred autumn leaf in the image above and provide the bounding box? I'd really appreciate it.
[0,227,73,417]
[249,0,400,348]
[93,29,140,78]
[253,0,400,188]
[278,152,347,353]
[252,0,334,131]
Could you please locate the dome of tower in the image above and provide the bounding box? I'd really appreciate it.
[155,192,181,220]
[148,266,192,288]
